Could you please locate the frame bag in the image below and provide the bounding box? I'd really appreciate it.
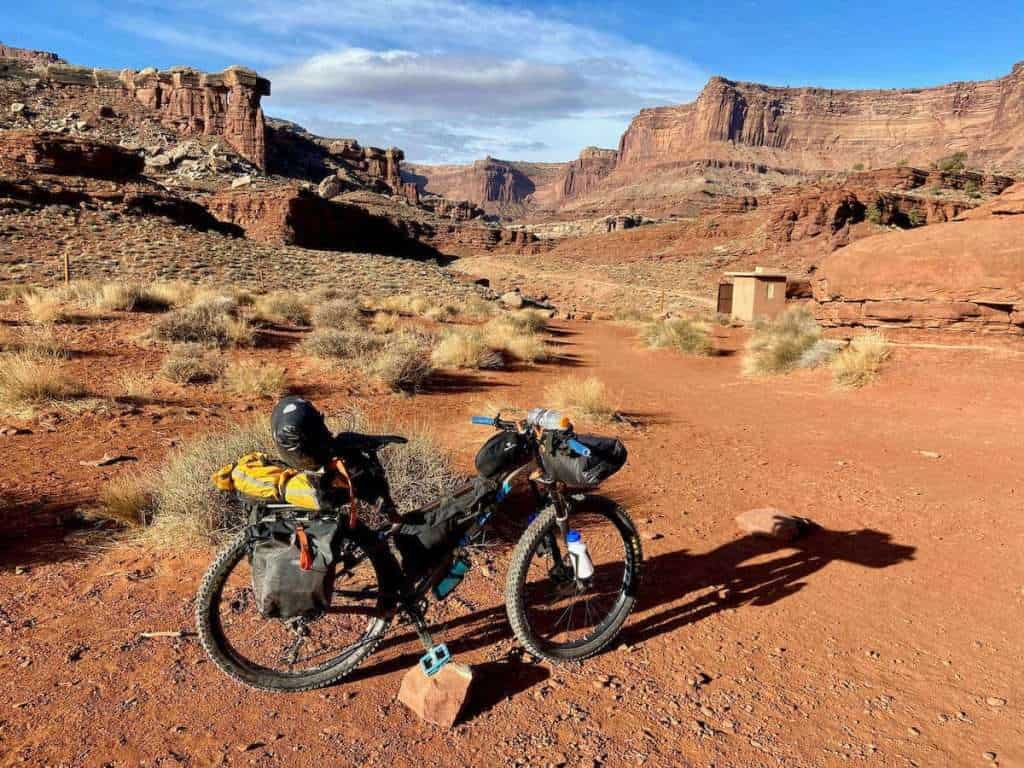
[541,434,627,489]
[249,519,340,619]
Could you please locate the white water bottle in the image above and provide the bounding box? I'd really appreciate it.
[527,407,569,431]
[566,529,594,580]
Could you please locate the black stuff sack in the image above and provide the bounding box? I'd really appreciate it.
[249,518,340,620]
[474,430,530,479]
[540,434,627,489]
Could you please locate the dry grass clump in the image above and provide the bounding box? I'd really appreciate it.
[145,421,277,546]
[143,413,465,546]
[482,317,548,363]
[505,309,550,333]
[370,331,435,393]
[0,284,38,302]
[377,293,457,322]
[302,327,384,361]
[431,329,504,370]
[255,292,312,326]
[159,344,225,384]
[311,299,362,329]
[832,332,890,388]
[0,353,87,413]
[23,291,72,324]
[455,295,496,320]
[223,360,287,398]
[91,474,155,528]
[544,375,617,422]
[370,312,399,334]
[96,283,173,313]
[116,371,154,404]
[742,307,822,376]
[151,303,253,348]
[643,317,713,356]
[614,307,655,323]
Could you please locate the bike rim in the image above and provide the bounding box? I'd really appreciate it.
[210,540,386,678]
[520,508,632,651]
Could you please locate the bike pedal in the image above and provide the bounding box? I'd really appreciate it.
[419,643,451,677]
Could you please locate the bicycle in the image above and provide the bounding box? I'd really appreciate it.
[195,412,643,692]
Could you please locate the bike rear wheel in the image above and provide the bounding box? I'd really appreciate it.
[505,499,642,662]
[195,523,395,692]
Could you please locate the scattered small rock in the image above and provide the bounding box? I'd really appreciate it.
[0,426,31,436]
[14,565,29,575]
[985,697,1006,707]
[917,450,942,459]
[10,102,25,115]
[231,174,253,189]
[983,752,997,762]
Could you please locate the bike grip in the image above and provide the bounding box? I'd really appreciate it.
[567,438,592,457]
[471,416,495,426]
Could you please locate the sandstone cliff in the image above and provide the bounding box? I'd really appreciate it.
[618,64,1024,173]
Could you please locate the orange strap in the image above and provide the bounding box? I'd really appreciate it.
[295,524,313,571]
[330,459,359,529]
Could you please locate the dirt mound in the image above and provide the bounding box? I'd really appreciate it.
[814,183,1024,332]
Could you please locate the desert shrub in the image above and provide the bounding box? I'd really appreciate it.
[0,284,38,302]
[302,328,384,361]
[483,317,548,362]
[151,304,253,348]
[742,306,822,377]
[643,317,713,356]
[370,312,399,334]
[456,295,496,320]
[311,299,361,329]
[116,371,154,404]
[0,353,86,412]
[144,420,277,546]
[370,331,435,393]
[255,292,311,326]
[431,329,503,369]
[223,360,287,398]
[91,474,155,528]
[544,375,616,422]
[23,291,71,324]
[614,307,655,323]
[796,338,843,370]
[852,162,865,171]
[11,326,69,359]
[51,280,102,305]
[964,180,981,199]
[506,309,550,333]
[159,344,225,384]
[832,332,890,388]
[865,202,883,225]
[937,152,967,173]
[377,293,457,321]
[96,283,173,313]
[907,208,926,227]
[144,414,463,546]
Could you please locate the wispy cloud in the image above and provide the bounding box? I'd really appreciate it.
[99,0,707,162]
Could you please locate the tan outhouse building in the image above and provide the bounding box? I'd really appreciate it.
[718,268,787,322]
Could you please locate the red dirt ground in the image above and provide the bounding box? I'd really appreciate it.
[1,317,1022,767]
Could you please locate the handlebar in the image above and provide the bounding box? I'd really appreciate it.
[470,415,592,457]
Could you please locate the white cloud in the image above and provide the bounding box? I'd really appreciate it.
[102,0,708,162]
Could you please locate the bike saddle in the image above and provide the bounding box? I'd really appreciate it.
[334,431,408,450]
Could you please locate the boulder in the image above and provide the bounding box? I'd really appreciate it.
[735,508,811,542]
[499,291,524,309]
[397,662,473,728]
[231,174,252,189]
[10,102,25,115]
[317,174,343,200]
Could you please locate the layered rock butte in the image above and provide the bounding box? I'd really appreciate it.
[411,62,1024,217]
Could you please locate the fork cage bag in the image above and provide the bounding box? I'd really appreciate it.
[249,519,340,619]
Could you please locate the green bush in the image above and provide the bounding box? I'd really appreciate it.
[907,208,926,227]
[964,180,981,199]
[937,152,967,173]
[865,202,883,225]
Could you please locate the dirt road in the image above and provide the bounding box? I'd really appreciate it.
[1,320,1022,767]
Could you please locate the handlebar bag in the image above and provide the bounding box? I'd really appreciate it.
[474,431,530,479]
[249,518,340,619]
[540,434,627,489]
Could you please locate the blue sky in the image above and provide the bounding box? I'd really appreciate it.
[6,1,1024,163]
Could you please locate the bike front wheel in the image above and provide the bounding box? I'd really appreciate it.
[195,523,397,692]
[505,498,642,663]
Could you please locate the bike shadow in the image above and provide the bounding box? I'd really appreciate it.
[347,523,915,693]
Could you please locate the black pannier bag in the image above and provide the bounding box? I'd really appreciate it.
[540,434,627,489]
[474,430,529,479]
[249,518,340,619]
[396,476,496,575]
